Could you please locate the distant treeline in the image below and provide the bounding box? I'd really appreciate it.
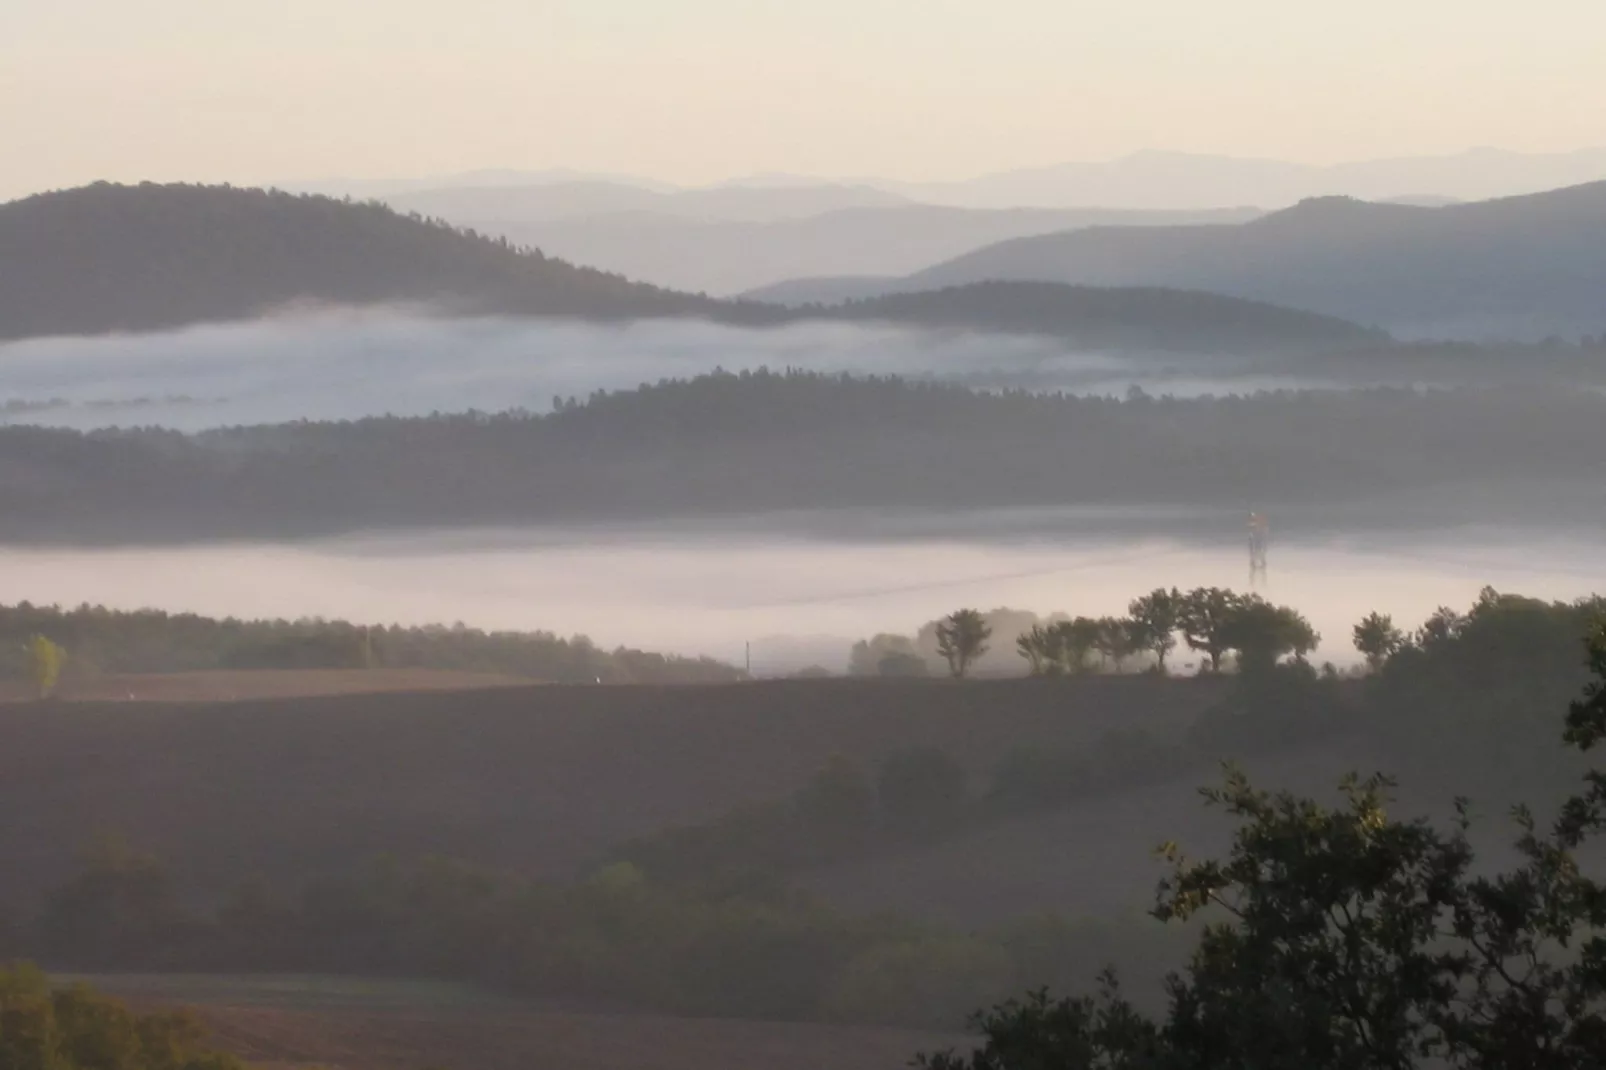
[4,371,1604,543]
[0,602,739,685]
[611,588,1605,888]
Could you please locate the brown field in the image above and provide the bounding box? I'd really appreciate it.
[0,668,533,704]
[80,974,962,1070]
[0,675,1228,909]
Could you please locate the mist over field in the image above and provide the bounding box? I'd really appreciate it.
[0,311,1371,431]
[1,519,1597,671]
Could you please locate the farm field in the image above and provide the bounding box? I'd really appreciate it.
[0,675,1228,908]
[77,974,962,1070]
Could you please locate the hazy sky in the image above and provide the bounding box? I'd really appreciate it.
[4,0,1603,198]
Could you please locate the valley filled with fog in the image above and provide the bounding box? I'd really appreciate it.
[1,518,1597,672]
[0,312,1518,432]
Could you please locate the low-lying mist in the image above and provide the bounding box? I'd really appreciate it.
[0,520,1596,672]
[0,310,1364,431]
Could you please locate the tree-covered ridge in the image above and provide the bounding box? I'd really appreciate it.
[0,602,740,686]
[2,372,1602,542]
[0,182,729,340]
[1,183,1383,349]
[826,281,1385,353]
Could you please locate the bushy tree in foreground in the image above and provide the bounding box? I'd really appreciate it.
[0,963,243,1070]
[921,623,1606,1069]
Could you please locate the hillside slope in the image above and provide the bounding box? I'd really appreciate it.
[441,204,1263,295]
[902,182,1606,339]
[0,183,1372,352]
[0,183,733,340]
[822,281,1384,353]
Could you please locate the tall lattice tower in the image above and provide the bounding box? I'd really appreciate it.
[1248,511,1269,588]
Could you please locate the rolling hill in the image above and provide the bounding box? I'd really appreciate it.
[0,182,734,340]
[0,183,1380,352]
[886,182,1606,339]
[405,204,1262,296]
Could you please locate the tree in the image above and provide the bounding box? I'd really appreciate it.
[1016,625,1054,676]
[850,633,925,677]
[1353,611,1406,670]
[27,633,66,699]
[1054,618,1104,675]
[1094,617,1139,673]
[1219,596,1320,675]
[936,610,992,679]
[1128,588,1181,672]
[1177,587,1242,673]
[919,624,1606,1070]
[0,964,245,1070]
[1416,604,1468,649]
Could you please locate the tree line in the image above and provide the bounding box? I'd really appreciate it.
[633,590,1606,891]
[0,602,740,689]
[4,371,1604,542]
[858,587,1320,679]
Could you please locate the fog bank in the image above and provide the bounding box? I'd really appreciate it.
[0,523,1596,672]
[0,312,1357,432]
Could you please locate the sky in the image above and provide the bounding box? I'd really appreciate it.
[3,0,1605,199]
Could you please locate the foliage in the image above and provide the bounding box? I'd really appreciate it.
[1354,612,1407,671]
[1216,596,1319,674]
[0,963,244,1070]
[6,373,1604,543]
[1129,589,1182,672]
[919,622,1606,1069]
[937,610,994,679]
[26,634,66,699]
[0,601,738,687]
[849,633,930,677]
[1175,588,1242,673]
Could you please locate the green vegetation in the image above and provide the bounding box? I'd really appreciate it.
[5,372,1604,543]
[919,613,1606,1068]
[8,842,1180,1031]
[0,963,244,1070]
[0,601,739,686]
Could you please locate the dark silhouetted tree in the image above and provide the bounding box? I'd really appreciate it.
[936,610,992,679]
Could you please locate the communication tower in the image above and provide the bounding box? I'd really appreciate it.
[1247,512,1269,588]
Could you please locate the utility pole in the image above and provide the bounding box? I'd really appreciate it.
[1248,512,1269,589]
[745,641,751,677]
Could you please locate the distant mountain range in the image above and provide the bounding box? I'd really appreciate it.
[746,182,1606,340]
[468,205,1262,296]
[880,147,1606,210]
[290,147,1606,212]
[0,182,1380,354]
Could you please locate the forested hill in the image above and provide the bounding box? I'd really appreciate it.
[0,182,1380,352]
[0,182,742,339]
[1,371,1601,544]
[900,181,1606,339]
[819,281,1384,353]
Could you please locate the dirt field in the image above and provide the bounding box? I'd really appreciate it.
[0,668,533,704]
[78,974,962,1070]
[0,675,1227,908]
